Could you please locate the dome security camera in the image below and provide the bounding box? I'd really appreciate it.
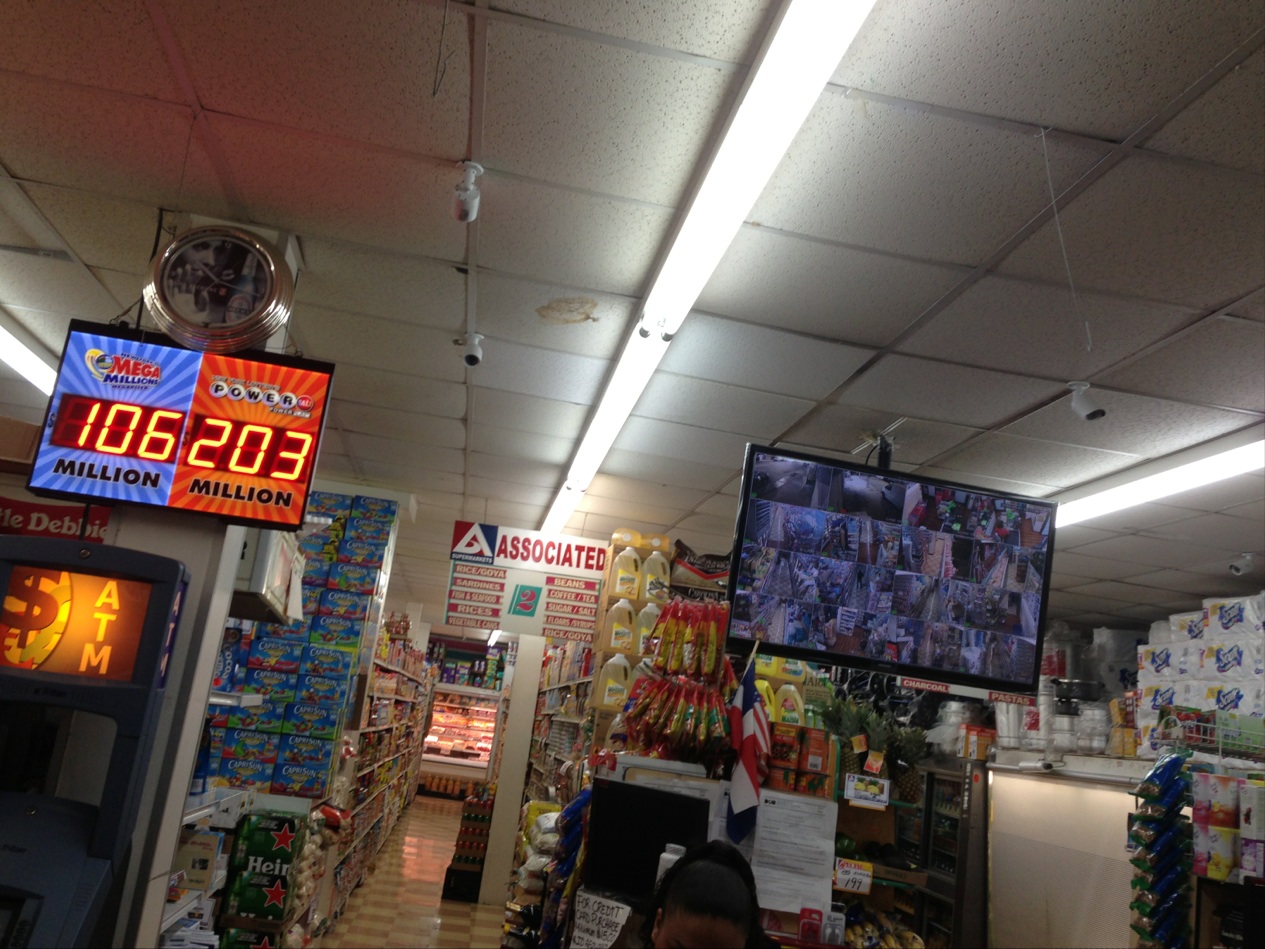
[1229,553,1254,576]
[1068,381,1106,421]
[452,160,484,223]
[460,332,484,367]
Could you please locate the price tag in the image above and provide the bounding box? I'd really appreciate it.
[834,858,873,895]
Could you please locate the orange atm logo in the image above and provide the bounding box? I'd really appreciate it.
[0,566,151,681]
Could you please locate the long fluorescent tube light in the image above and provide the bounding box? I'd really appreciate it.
[0,319,56,395]
[1056,439,1265,527]
[541,0,877,534]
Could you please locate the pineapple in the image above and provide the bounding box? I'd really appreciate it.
[824,695,862,776]
[863,709,890,779]
[891,723,928,803]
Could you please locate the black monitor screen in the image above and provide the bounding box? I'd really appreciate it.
[726,444,1057,694]
[583,779,712,904]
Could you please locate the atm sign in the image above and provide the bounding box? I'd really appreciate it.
[0,565,151,681]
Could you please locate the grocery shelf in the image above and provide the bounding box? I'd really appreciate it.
[356,723,401,733]
[421,752,488,768]
[547,714,585,724]
[351,785,386,817]
[207,691,264,708]
[373,658,426,684]
[369,692,419,702]
[540,676,591,693]
[356,751,405,777]
[160,867,224,932]
[182,787,250,825]
[433,683,502,698]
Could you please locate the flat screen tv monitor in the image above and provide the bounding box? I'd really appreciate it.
[726,444,1057,694]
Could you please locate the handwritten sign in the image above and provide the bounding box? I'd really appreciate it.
[843,772,890,810]
[571,889,633,949]
[834,858,873,895]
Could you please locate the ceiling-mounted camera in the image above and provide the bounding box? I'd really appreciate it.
[1067,381,1106,421]
[454,332,484,367]
[1229,552,1254,576]
[453,160,484,223]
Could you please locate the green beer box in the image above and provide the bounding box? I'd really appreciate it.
[220,929,280,949]
[222,871,289,921]
[232,813,304,870]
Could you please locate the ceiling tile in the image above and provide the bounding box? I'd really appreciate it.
[1049,550,1151,581]
[1054,525,1126,550]
[326,365,466,418]
[24,184,157,275]
[753,93,1103,263]
[90,269,146,310]
[467,452,563,489]
[844,355,1065,429]
[0,254,119,321]
[295,240,465,329]
[1063,581,1187,606]
[1145,512,1265,553]
[634,373,813,439]
[789,408,983,463]
[913,465,1059,498]
[933,432,1141,488]
[331,461,464,496]
[585,475,710,512]
[600,448,737,492]
[484,23,734,206]
[475,339,607,404]
[695,493,742,520]
[466,478,555,508]
[1096,318,1265,413]
[836,0,1265,138]
[471,387,589,440]
[291,308,464,382]
[469,423,574,465]
[660,314,875,401]
[1060,502,1194,533]
[1048,590,1136,616]
[343,433,464,475]
[998,157,1265,309]
[1227,290,1264,322]
[674,511,738,539]
[1005,391,1259,458]
[477,273,632,361]
[899,274,1200,381]
[1161,471,1265,514]
[1222,498,1265,522]
[1127,568,1254,599]
[614,417,752,468]
[3,306,74,356]
[1145,48,1265,174]
[484,499,546,528]
[1073,534,1237,569]
[1182,553,1265,587]
[328,401,466,450]
[578,493,691,526]
[699,228,967,347]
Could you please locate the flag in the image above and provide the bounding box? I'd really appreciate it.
[726,657,770,843]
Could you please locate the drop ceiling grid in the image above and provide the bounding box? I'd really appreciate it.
[290,308,466,381]
[21,184,158,276]
[470,387,589,440]
[0,254,122,323]
[467,422,575,466]
[632,373,815,440]
[322,365,467,418]
[327,401,467,450]
[475,273,633,362]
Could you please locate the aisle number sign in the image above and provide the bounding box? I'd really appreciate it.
[834,858,873,895]
[28,321,333,529]
[446,521,604,638]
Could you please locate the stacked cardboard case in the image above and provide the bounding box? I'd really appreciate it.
[208,492,400,803]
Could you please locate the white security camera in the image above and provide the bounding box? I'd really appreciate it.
[460,332,484,367]
[1068,381,1106,421]
[1229,553,1254,576]
[452,161,484,223]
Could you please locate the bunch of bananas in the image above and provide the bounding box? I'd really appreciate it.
[840,911,925,949]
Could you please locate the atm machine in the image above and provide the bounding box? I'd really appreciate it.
[0,536,188,948]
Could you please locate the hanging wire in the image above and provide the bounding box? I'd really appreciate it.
[432,0,455,97]
[1040,127,1093,354]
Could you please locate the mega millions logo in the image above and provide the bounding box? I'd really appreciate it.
[1,568,72,669]
[84,348,163,388]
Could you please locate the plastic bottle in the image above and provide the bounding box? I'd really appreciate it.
[639,550,671,603]
[612,546,642,598]
[635,602,661,656]
[655,843,686,885]
[606,598,637,653]
[596,653,633,709]
[773,683,805,725]
[755,677,777,713]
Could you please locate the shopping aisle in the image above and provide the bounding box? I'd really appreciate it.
[318,796,505,949]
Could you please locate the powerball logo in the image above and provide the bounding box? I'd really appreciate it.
[84,348,162,388]
[451,521,497,565]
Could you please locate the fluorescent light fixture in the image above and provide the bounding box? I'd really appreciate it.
[541,0,877,533]
[0,319,56,395]
[1056,439,1265,527]
[487,629,501,647]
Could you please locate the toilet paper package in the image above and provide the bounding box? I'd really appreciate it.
[1168,611,1206,643]
[1197,640,1265,682]
[1202,594,1265,641]
[1137,644,1196,678]
[1194,680,1265,716]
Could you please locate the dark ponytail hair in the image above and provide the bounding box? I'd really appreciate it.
[639,840,770,948]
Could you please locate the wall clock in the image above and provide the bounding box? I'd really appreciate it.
[143,225,295,353]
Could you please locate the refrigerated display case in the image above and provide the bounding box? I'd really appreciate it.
[897,758,988,949]
[420,684,503,781]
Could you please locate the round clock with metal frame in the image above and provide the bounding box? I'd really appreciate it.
[143,225,295,353]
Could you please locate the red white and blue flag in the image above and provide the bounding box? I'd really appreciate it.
[727,657,770,843]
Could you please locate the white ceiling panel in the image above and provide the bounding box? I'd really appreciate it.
[1144,48,1265,174]
[933,432,1141,488]
[600,448,736,492]
[695,493,742,520]
[1002,391,1258,458]
[614,417,753,468]
[1054,525,1126,550]
[484,23,735,207]
[291,308,465,382]
[1096,319,1265,413]
[325,365,466,418]
[578,493,692,527]
[661,313,875,401]
[24,184,156,275]
[699,227,967,347]
[0,255,118,320]
[471,388,588,440]
[476,273,632,361]
[328,402,466,449]
[789,407,983,463]
[837,0,1265,138]
[1064,581,1191,607]
[998,157,1265,309]
[1228,291,1265,322]
[474,339,607,404]
[295,240,464,329]
[3,306,75,356]
[342,433,465,475]
[495,0,774,61]
[899,275,1200,381]
[466,478,556,508]
[843,355,1064,428]
[570,511,671,540]
[1073,534,1239,570]
[675,512,739,539]
[1124,569,1241,598]
[913,466,1059,499]
[1161,471,1265,514]
[753,92,1102,264]
[334,462,464,496]
[467,452,563,489]
[469,423,574,466]
[477,175,674,297]
[585,475,710,512]
[90,269,147,310]
[164,0,469,156]
[1222,498,1265,522]
[1061,502,1195,534]
[484,499,546,528]
[1048,590,1139,616]
[1182,553,1265,586]
[633,373,813,439]
[1145,512,1265,553]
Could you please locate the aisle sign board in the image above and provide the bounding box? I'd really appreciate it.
[446,521,604,638]
[571,889,633,949]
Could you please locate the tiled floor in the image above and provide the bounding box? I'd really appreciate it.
[318,795,506,949]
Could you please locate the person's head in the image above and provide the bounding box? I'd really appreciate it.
[642,840,763,949]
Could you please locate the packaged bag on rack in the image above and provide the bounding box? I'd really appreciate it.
[528,811,560,854]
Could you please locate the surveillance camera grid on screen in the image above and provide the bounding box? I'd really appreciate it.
[729,452,1054,686]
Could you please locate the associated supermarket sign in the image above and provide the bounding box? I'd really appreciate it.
[450,520,607,578]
